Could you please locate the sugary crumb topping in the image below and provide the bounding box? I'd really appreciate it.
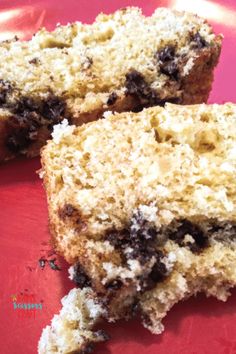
[51,119,75,144]
[138,204,158,223]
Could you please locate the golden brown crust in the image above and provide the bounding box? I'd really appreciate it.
[70,95,139,125]
[180,35,222,104]
[0,115,12,161]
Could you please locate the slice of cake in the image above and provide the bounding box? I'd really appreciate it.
[41,103,236,327]
[38,287,108,354]
[0,7,222,161]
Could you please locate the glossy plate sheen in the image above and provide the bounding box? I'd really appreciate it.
[0,1,236,353]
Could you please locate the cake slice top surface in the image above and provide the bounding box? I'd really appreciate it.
[42,103,236,262]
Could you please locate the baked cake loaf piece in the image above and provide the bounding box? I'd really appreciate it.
[38,287,108,354]
[41,103,236,328]
[0,7,222,161]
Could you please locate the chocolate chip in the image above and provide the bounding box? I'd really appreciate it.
[73,263,91,288]
[58,203,77,219]
[0,92,6,105]
[65,204,76,216]
[124,69,179,110]
[210,222,236,243]
[128,211,158,264]
[210,224,222,233]
[125,70,160,107]
[160,61,179,80]
[106,210,158,265]
[94,330,110,341]
[58,204,87,232]
[107,92,118,106]
[139,250,168,291]
[48,259,61,271]
[168,219,209,252]
[13,97,40,115]
[105,279,123,290]
[130,210,157,241]
[29,58,39,64]
[149,257,167,283]
[156,46,179,80]
[41,95,66,124]
[86,57,93,67]
[158,46,175,62]
[105,229,129,249]
[187,243,201,253]
[130,300,140,316]
[191,32,207,49]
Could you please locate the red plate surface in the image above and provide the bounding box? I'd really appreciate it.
[0,1,236,353]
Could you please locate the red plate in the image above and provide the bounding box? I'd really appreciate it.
[1,1,236,353]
